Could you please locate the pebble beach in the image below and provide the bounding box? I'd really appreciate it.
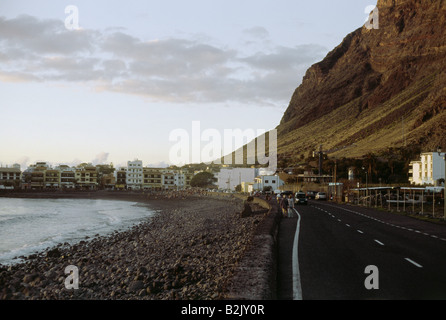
[0,191,270,300]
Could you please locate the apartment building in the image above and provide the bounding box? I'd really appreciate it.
[126,159,143,190]
[57,165,76,189]
[115,167,127,190]
[409,151,446,185]
[45,168,60,189]
[75,165,98,190]
[10,159,195,191]
[143,167,163,190]
[183,170,194,188]
[0,164,21,189]
[21,162,48,190]
[162,171,177,190]
[142,167,194,190]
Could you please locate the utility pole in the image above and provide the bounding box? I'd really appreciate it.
[334,159,337,202]
[402,116,407,147]
[313,144,324,180]
[438,147,446,219]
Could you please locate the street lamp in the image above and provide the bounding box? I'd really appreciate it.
[437,147,446,219]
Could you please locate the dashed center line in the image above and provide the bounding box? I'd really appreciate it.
[312,204,446,242]
[310,204,429,273]
[374,240,385,246]
[405,258,423,268]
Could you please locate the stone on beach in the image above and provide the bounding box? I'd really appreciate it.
[0,192,268,300]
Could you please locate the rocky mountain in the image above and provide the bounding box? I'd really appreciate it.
[276,0,446,162]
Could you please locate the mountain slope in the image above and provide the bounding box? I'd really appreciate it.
[276,0,446,161]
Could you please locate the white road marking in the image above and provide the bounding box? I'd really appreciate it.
[319,203,444,242]
[374,240,385,246]
[405,258,423,268]
[292,208,303,300]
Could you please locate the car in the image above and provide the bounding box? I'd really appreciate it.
[295,192,308,205]
[315,192,327,200]
[306,191,317,199]
[280,191,293,197]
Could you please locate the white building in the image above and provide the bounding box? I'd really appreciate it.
[216,168,259,191]
[254,175,285,191]
[161,170,177,189]
[409,151,446,185]
[126,159,143,189]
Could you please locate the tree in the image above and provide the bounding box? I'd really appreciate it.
[363,153,378,183]
[190,172,216,188]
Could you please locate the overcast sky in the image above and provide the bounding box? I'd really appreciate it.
[0,0,375,168]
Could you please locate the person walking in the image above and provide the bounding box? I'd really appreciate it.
[287,194,295,218]
[281,195,289,217]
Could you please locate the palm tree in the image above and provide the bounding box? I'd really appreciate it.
[363,153,378,183]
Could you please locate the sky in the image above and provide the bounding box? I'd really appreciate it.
[0,0,376,169]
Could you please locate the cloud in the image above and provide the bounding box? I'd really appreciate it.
[0,15,96,55]
[241,45,327,71]
[14,156,30,169]
[0,15,327,106]
[145,161,170,168]
[243,26,270,39]
[92,152,110,165]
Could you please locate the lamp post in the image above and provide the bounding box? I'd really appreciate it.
[437,147,446,220]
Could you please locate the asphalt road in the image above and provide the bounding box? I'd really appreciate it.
[277,200,446,300]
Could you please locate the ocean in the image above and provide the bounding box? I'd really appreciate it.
[0,198,156,265]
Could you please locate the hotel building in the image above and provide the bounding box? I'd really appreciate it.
[409,151,446,185]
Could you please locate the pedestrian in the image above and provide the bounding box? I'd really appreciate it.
[287,194,295,218]
[281,195,289,217]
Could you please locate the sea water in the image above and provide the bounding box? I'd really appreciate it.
[0,198,156,265]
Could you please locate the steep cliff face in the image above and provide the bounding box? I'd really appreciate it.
[277,0,446,159]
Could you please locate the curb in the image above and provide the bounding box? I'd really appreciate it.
[225,197,281,300]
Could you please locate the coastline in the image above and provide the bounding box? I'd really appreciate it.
[0,190,273,300]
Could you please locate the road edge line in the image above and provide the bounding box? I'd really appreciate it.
[292,208,303,300]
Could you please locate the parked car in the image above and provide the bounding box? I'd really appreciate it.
[315,192,327,200]
[295,192,308,205]
[280,191,293,197]
[306,191,317,199]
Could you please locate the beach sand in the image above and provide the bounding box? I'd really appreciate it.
[0,191,271,300]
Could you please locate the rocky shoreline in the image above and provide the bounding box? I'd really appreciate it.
[0,192,270,300]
